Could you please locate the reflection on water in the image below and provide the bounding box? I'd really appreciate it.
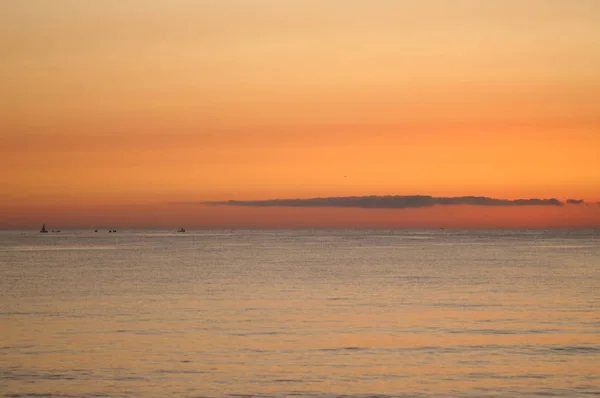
[0,246,121,252]
[1,229,599,397]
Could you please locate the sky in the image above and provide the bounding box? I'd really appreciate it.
[1,0,600,228]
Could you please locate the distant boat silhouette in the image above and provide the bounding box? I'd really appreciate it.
[177,228,186,233]
[40,224,48,233]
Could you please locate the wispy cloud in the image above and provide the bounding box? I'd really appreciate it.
[184,195,565,209]
[566,199,585,205]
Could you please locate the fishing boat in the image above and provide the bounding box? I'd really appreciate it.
[40,224,48,233]
[177,228,186,233]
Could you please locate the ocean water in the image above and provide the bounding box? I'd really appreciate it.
[1,229,599,398]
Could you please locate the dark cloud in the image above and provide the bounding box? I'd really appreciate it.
[566,199,585,205]
[193,195,564,209]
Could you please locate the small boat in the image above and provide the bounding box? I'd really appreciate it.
[177,228,186,233]
[40,224,48,233]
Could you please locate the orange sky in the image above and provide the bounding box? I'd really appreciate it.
[1,1,600,228]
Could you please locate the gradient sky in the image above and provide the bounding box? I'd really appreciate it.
[2,0,600,228]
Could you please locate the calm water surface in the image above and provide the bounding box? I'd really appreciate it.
[1,229,599,397]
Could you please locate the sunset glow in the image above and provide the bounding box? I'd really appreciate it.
[2,1,600,228]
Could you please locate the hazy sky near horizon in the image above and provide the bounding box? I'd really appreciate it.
[2,0,600,227]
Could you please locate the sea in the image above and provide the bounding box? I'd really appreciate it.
[1,229,598,398]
